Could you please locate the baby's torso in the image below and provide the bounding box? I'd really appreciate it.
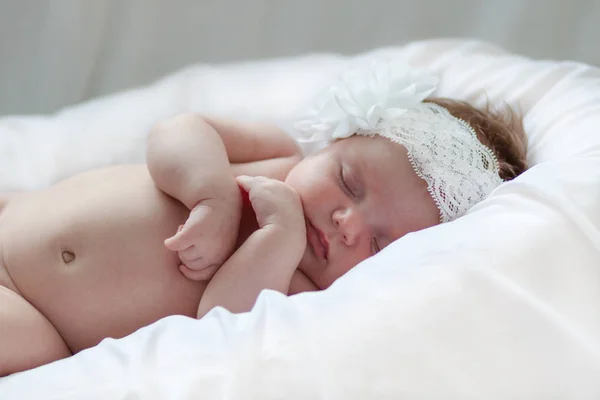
[0,165,208,352]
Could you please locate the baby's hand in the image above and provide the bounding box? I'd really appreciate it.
[236,175,305,234]
[165,196,241,281]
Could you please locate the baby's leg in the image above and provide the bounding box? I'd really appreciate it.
[0,192,71,375]
[0,285,72,376]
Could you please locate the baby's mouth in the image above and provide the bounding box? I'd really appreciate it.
[306,218,329,262]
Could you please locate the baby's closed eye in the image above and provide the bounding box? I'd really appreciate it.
[339,163,363,200]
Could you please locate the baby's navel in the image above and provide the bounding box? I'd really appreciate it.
[61,250,76,264]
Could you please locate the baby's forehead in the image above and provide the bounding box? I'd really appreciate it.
[330,135,409,167]
[331,136,416,189]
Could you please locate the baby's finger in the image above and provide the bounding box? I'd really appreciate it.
[179,261,220,281]
[177,244,203,263]
[235,175,254,191]
[164,225,188,251]
[164,234,182,251]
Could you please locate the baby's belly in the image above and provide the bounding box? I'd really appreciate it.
[0,166,207,353]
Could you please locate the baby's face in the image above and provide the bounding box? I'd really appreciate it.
[285,135,440,290]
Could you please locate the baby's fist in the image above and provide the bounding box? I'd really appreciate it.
[165,195,241,281]
[236,175,304,232]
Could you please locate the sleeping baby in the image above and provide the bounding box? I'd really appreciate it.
[0,60,527,375]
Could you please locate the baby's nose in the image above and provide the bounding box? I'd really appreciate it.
[332,207,367,246]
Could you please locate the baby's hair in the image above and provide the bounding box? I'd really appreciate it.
[425,98,528,180]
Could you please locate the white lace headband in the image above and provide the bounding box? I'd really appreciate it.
[294,59,503,222]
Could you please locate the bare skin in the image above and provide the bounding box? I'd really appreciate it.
[0,114,439,376]
[0,115,307,376]
[0,167,204,352]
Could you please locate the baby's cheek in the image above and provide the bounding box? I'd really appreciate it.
[305,175,338,203]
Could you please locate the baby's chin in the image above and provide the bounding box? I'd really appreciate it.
[296,246,311,273]
[296,247,321,286]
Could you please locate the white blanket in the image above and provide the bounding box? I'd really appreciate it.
[1,39,600,399]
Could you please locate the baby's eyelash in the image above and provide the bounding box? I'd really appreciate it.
[339,165,354,197]
[371,237,381,255]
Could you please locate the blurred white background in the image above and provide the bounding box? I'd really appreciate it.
[1,0,598,115]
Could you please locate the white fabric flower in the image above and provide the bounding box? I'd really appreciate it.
[295,59,439,142]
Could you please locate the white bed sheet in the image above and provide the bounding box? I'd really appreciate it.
[1,39,600,399]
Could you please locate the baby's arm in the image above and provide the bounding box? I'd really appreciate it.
[197,224,299,317]
[202,117,303,180]
[196,176,306,318]
[147,114,239,210]
[147,113,303,205]
[147,114,245,279]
